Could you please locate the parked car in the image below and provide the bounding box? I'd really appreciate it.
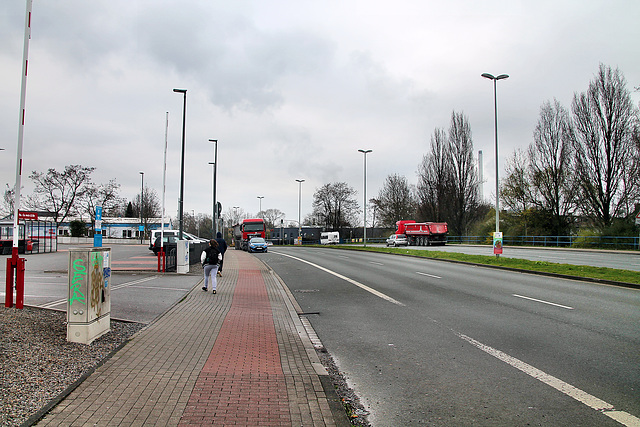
[149,230,178,250]
[386,234,408,247]
[248,237,268,253]
[151,235,179,255]
[149,230,207,251]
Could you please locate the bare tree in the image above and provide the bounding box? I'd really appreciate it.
[311,182,359,229]
[528,99,577,235]
[81,179,125,227]
[375,174,415,227]
[417,127,451,222]
[133,186,161,236]
[571,64,640,229]
[27,165,95,228]
[447,111,481,235]
[501,149,532,213]
[259,208,285,230]
[1,184,16,218]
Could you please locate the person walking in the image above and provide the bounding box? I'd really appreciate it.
[201,239,222,294]
[214,231,228,277]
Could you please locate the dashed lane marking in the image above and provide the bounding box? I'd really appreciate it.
[513,294,574,310]
[456,332,640,426]
[272,251,405,306]
[416,271,442,279]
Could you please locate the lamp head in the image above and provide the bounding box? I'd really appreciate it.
[497,74,509,80]
[173,88,187,93]
[481,73,495,80]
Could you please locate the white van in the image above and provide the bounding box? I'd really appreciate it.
[149,229,178,250]
[320,231,340,245]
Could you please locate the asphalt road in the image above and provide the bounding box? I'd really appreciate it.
[368,243,640,271]
[1,244,202,323]
[260,246,640,426]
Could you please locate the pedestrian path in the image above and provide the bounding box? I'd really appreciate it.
[37,250,345,426]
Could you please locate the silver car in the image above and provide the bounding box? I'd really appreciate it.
[386,234,408,247]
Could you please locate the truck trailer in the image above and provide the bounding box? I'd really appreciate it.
[395,220,448,246]
[233,219,266,251]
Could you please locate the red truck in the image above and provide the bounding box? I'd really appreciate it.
[233,218,266,251]
[395,220,448,246]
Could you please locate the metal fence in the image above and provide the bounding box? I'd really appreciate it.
[447,235,639,250]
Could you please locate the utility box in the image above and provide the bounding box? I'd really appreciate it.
[177,239,189,274]
[67,247,111,344]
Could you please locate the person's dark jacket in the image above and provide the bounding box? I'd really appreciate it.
[215,232,228,254]
[202,246,221,266]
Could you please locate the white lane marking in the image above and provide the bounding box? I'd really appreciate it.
[37,276,158,309]
[338,255,350,259]
[456,333,640,426]
[513,294,574,310]
[369,261,384,266]
[416,272,441,279]
[272,251,405,306]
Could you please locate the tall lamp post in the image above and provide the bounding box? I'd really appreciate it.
[482,73,508,255]
[173,88,187,240]
[209,139,218,237]
[295,179,304,244]
[358,149,372,247]
[257,196,264,218]
[139,171,144,244]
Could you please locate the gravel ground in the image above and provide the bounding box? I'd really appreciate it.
[0,306,144,426]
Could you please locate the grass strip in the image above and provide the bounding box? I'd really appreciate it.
[315,245,640,286]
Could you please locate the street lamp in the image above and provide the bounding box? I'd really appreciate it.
[257,196,264,217]
[209,139,218,236]
[295,179,304,244]
[139,171,144,244]
[173,88,187,240]
[358,149,372,247]
[481,73,508,237]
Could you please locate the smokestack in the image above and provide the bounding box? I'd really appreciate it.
[478,150,484,201]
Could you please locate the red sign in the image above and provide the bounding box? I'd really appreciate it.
[18,211,38,220]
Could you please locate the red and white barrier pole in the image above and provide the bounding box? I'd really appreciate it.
[6,0,33,309]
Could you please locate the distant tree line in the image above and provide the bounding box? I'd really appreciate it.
[311,64,639,240]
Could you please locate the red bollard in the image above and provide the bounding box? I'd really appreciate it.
[5,258,13,308]
[16,257,25,309]
[157,249,166,272]
[5,250,26,309]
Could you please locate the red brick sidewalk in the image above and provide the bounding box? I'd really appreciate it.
[180,267,290,425]
[37,250,344,426]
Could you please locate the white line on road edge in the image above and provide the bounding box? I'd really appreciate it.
[513,294,574,310]
[272,251,405,306]
[456,332,640,427]
[416,272,442,279]
[38,276,158,309]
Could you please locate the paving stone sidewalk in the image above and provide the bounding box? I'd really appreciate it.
[37,250,347,426]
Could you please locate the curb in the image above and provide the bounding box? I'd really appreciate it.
[260,259,353,427]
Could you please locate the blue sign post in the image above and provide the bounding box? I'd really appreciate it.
[93,206,103,247]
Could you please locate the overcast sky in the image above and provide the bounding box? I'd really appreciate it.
[1,1,639,227]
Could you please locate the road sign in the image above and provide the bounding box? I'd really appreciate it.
[18,210,38,220]
[636,211,640,225]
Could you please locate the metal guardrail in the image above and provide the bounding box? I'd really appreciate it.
[447,235,639,250]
